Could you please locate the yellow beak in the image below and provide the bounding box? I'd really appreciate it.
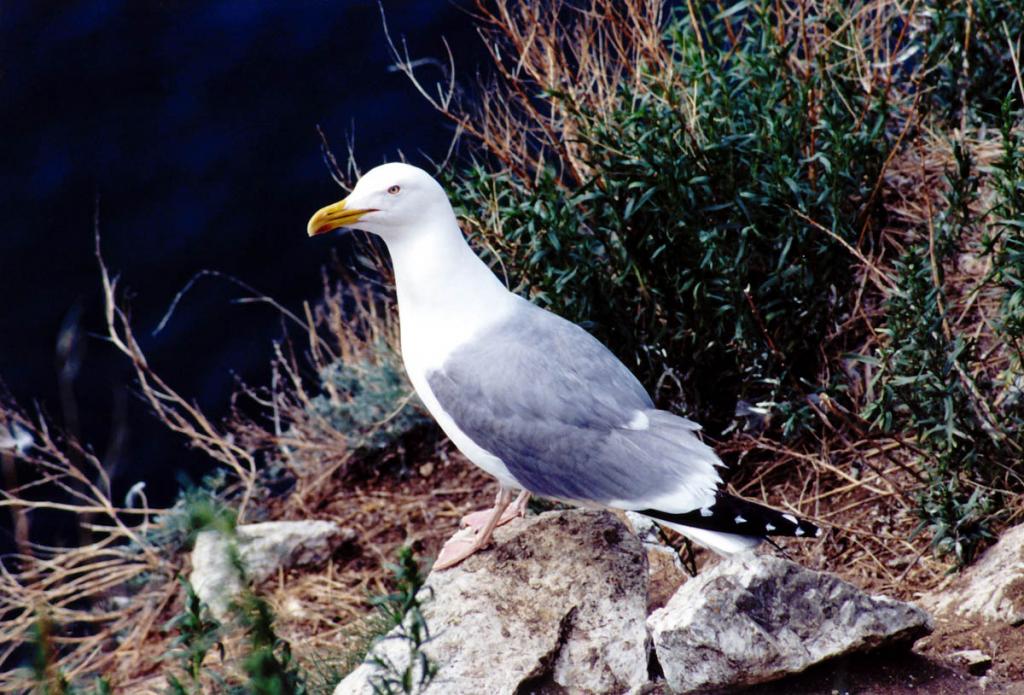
[307,198,376,237]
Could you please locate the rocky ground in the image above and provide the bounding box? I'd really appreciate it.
[193,491,1024,694]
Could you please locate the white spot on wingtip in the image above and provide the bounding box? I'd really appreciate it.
[765,523,776,532]
[783,513,798,525]
[795,527,805,536]
[734,515,746,524]
[700,507,713,517]
[815,527,823,537]
[625,411,650,430]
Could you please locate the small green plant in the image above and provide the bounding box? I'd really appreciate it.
[29,614,71,695]
[25,613,111,695]
[162,565,314,694]
[300,654,351,695]
[366,547,436,695]
[151,481,238,554]
[866,248,994,564]
[163,490,305,694]
[164,577,224,694]
[332,615,392,684]
[232,590,307,695]
[986,92,1024,369]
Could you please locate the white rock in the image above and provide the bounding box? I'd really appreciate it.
[624,510,661,544]
[920,523,1024,624]
[190,531,244,620]
[190,519,353,619]
[335,510,650,695]
[949,648,992,675]
[648,553,932,693]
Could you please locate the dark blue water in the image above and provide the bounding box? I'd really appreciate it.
[0,1,484,507]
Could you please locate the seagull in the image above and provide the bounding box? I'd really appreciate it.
[308,163,820,569]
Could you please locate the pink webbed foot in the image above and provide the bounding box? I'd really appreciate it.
[460,490,531,531]
[433,488,527,571]
[433,527,487,570]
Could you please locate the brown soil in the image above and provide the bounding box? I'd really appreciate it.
[735,649,1004,695]
[915,614,1024,687]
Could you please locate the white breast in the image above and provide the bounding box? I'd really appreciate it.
[399,298,523,489]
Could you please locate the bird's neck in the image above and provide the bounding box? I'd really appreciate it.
[383,215,517,370]
[385,217,505,308]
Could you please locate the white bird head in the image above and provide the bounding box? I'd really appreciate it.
[307,163,452,242]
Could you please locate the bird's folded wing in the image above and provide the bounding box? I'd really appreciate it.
[426,301,721,512]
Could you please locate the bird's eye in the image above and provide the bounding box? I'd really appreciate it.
[387,185,401,195]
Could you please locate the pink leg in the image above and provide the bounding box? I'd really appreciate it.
[434,488,514,570]
[460,489,531,531]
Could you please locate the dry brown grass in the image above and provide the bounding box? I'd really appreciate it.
[99,233,261,523]
[0,396,176,690]
[0,231,439,688]
[388,0,668,187]
[227,263,413,509]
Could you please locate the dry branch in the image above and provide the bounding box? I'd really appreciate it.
[0,397,176,690]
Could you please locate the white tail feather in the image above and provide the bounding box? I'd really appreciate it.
[659,520,762,556]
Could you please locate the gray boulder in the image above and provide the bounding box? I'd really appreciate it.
[190,519,354,619]
[921,523,1024,625]
[648,553,932,693]
[335,510,650,695]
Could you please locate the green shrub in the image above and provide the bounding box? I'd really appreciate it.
[165,577,224,694]
[311,349,430,455]
[864,136,1024,565]
[923,0,1024,122]
[150,481,238,554]
[232,591,307,695]
[451,1,897,431]
[431,0,1024,562]
[987,94,1024,366]
[865,245,996,564]
[366,547,436,695]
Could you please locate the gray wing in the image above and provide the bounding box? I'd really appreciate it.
[426,300,721,509]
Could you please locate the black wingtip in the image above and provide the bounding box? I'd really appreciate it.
[639,492,821,540]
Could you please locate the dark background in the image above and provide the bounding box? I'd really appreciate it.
[0,1,484,511]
